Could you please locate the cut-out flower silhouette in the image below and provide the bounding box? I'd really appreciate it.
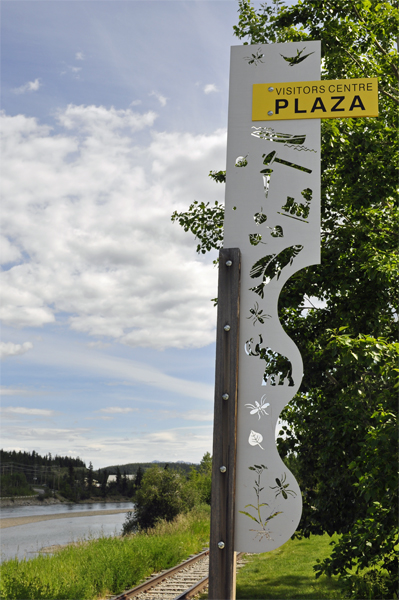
[239,464,283,541]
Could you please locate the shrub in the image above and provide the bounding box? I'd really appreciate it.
[123,465,196,533]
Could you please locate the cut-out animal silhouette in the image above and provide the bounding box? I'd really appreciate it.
[245,335,295,386]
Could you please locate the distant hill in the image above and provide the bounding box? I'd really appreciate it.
[100,461,197,476]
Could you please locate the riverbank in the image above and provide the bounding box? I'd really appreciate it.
[1,508,131,529]
[0,496,62,508]
[0,506,211,600]
[1,501,134,563]
[0,495,132,508]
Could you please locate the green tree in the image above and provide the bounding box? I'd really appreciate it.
[116,466,122,493]
[188,452,213,505]
[173,1,398,597]
[134,465,144,491]
[87,462,94,497]
[100,469,108,498]
[123,465,196,533]
[0,472,33,497]
[68,464,74,489]
[121,470,128,496]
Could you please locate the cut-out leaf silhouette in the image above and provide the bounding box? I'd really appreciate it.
[270,225,284,237]
[249,430,264,449]
[249,233,264,246]
[254,209,268,225]
[239,510,260,523]
[249,245,303,297]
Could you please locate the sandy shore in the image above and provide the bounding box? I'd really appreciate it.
[0,508,130,529]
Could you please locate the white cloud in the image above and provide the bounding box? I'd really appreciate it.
[203,84,218,94]
[150,409,213,422]
[147,431,177,442]
[75,52,84,61]
[2,426,90,441]
[0,342,33,359]
[86,341,111,349]
[29,339,215,402]
[0,107,226,350]
[149,91,168,107]
[12,79,41,95]
[99,406,137,414]
[0,387,34,396]
[181,410,213,421]
[1,423,212,467]
[0,235,22,264]
[1,406,56,417]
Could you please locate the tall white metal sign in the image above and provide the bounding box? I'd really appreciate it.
[224,42,321,553]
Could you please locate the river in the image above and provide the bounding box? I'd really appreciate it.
[0,502,133,563]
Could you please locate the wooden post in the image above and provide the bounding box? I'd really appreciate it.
[208,247,241,600]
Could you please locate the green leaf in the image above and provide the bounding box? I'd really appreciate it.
[239,510,260,524]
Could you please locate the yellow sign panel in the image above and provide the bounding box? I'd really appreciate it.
[252,78,378,121]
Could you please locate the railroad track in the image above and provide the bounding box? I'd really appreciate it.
[111,549,246,600]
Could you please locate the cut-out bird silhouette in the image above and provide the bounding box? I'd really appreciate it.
[280,48,314,66]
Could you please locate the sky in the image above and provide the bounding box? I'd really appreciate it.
[0,0,268,469]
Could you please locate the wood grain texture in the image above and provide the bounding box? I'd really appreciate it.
[208,248,241,600]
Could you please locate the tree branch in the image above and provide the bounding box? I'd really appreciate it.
[326,371,338,386]
[340,46,399,105]
[349,0,399,83]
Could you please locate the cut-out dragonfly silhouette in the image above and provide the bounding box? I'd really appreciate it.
[244,48,264,66]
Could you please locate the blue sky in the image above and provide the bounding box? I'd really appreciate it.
[0,0,261,469]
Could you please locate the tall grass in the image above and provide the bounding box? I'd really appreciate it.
[0,505,210,600]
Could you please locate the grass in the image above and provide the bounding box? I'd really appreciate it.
[3,508,386,600]
[235,534,345,600]
[197,533,346,600]
[0,505,210,600]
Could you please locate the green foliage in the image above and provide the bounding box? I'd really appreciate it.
[123,465,196,533]
[0,506,210,600]
[208,169,226,184]
[87,461,93,496]
[134,465,144,490]
[0,472,34,497]
[174,0,398,594]
[188,451,212,505]
[0,449,86,471]
[123,453,212,534]
[235,7,398,595]
[171,199,224,259]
